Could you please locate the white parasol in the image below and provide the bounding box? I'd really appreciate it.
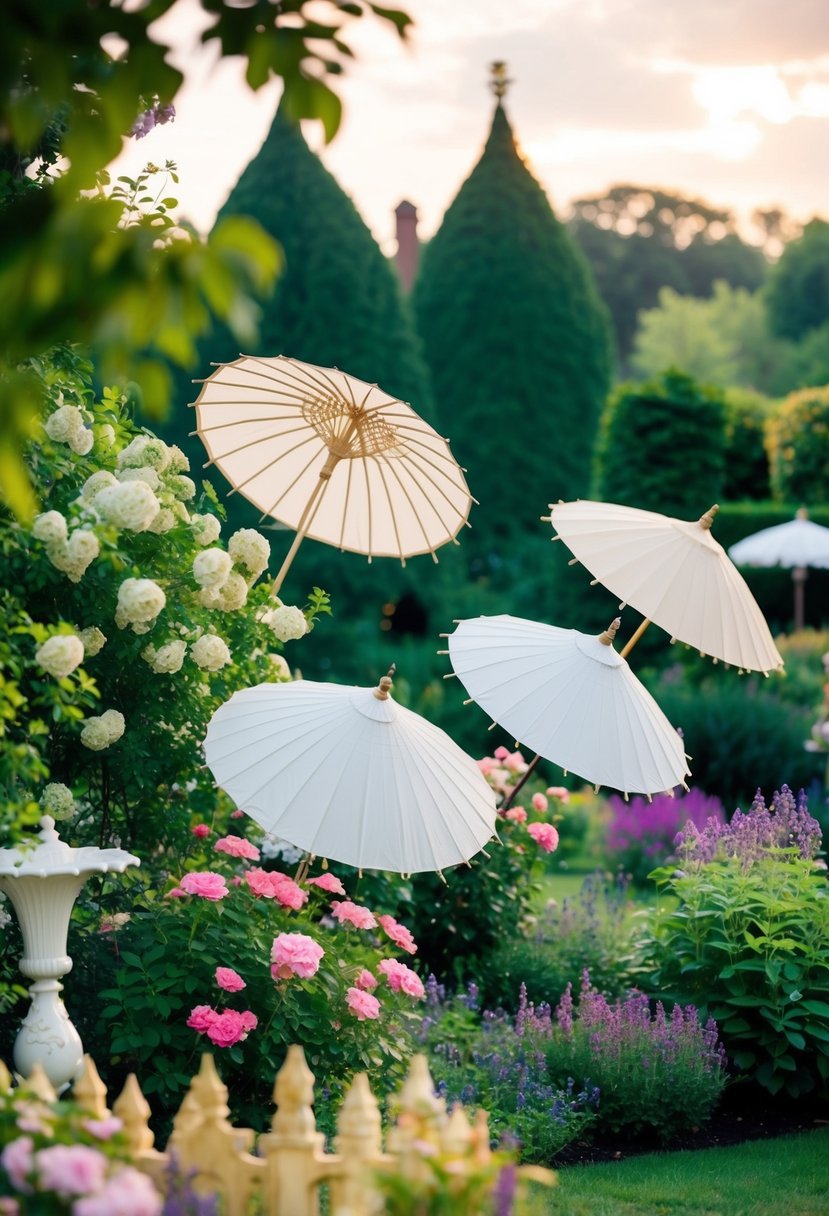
[203,671,497,874]
[546,499,783,674]
[729,509,829,631]
[445,614,690,796]
[192,354,473,592]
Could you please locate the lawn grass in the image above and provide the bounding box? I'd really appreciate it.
[534,1128,829,1215]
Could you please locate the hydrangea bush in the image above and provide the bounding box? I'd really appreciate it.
[0,345,328,851]
[642,786,829,1098]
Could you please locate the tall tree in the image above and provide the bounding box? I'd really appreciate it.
[412,79,612,601]
[766,218,829,341]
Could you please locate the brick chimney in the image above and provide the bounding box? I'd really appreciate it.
[394,199,419,292]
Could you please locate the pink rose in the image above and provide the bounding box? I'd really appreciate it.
[546,786,570,803]
[356,968,377,991]
[376,914,417,955]
[505,806,527,823]
[271,932,324,980]
[378,958,425,999]
[82,1116,123,1141]
[531,793,548,813]
[505,750,527,773]
[230,809,245,818]
[244,869,307,908]
[1,1137,33,1192]
[477,756,497,774]
[186,1004,219,1033]
[214,835,260,861]
[306,873,346,895]
[166,887,186,898]
[35,1144,108,1197]
[330,900,377,930]
[215,966,246,992]
[527,822,559,853]
[191,823,210,838]
[179,871,228,901]
[346,987,381,1021]
[73,1166,161,1216]
[206,1009,257,1048]
[493,746,510,761]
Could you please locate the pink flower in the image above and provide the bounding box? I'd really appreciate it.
[546,786,570,803]
[477,756,497,774]
[35,1144,107,1197]
[493,746,510,761]
[356,968,377,991]
[505,750,527,773]
[215,967,246,992]
[82,1116,123,1141]
[230,809,245,818]
[73,1166,162,1216]
[186,1004,219,1033]
[214,835,260,861]
[166,887,186,898]
[346,987,381,1021]
[378,959,425,998]
[191,823,210,839]
[331,900,377,930]
[244,869,308,908]
[271,932,324,980]
[0,1199,20,1215]
[376,914,417,955]
[531,793,548,813]
[505,806,527,823]
[527,822,559,853]
[1,1137,33,1192]
[306,873,346,895]
[179,871,228,901]
[205,1009,257,1048]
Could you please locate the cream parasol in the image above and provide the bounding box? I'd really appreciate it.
[445,615,690,796]
[192,354,473,592]
[729,508,829,632]
[546,500,783,674]
[203,670,497,874]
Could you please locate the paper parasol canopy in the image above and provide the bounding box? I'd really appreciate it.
[446,615,690,796]
[203,675,497,873]
[548,500,783,674]
[728,510,829,570]
[192,354,473,592]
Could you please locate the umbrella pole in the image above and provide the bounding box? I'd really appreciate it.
[792,567,807,632]
[620,618,652,659]
[502,754,541,812]
[272,454,340,595]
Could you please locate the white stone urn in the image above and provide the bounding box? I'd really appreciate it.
[0,815,139,1088]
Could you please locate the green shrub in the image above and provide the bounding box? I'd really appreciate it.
[641,787,829,1098]
[723,388,774,500]
[766,384,829,504]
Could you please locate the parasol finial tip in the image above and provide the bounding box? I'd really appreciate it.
[598,617,622,646]
[374,663,396,700]
[796,505,809,520]
[699,504,720,530]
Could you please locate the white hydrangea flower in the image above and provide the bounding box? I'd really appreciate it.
[81,471,118,501]
[36,634,85,679]
[45,405,85,444]
[77,626,106,656]
[266,654,291,680]
[191,633,231,671]
[116,577,166,626]
[81,708,125,751]
[142,639,187,673]
[167,445,190,473]
[192,548,232,590]
[69,427,94,456]
[191,513,221,546]
[46,530,100,583]
[32,511,68,545]
[216,571,248,611]
[95,481,161,532]
[196,586,220,608]
[146,507,176,534]
[228,528,270,578]
[167,474,196,501]
[0,903,10,931]
[41,783,75,821]
[117,434,171,472]
[262,605,308,643]
[116,466,161,491]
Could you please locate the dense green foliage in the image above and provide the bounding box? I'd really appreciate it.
[594,370,726,516]
[766,385,829,504]
[568,185,767,360]
[723,389,774,500]
[412,101,612,605]
[767,219,829,341]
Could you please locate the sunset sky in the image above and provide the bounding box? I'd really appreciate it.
[112,0,829,251]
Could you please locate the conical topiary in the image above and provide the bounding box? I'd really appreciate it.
[412,84,613,610]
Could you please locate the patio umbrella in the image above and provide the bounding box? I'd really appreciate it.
[191,354,473,593]
[545,500,783,674]
[445,615,690,796]
[203,670,497,874]
[728,509,829,631]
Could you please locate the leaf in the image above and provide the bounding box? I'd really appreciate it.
[800,999,829,1017]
